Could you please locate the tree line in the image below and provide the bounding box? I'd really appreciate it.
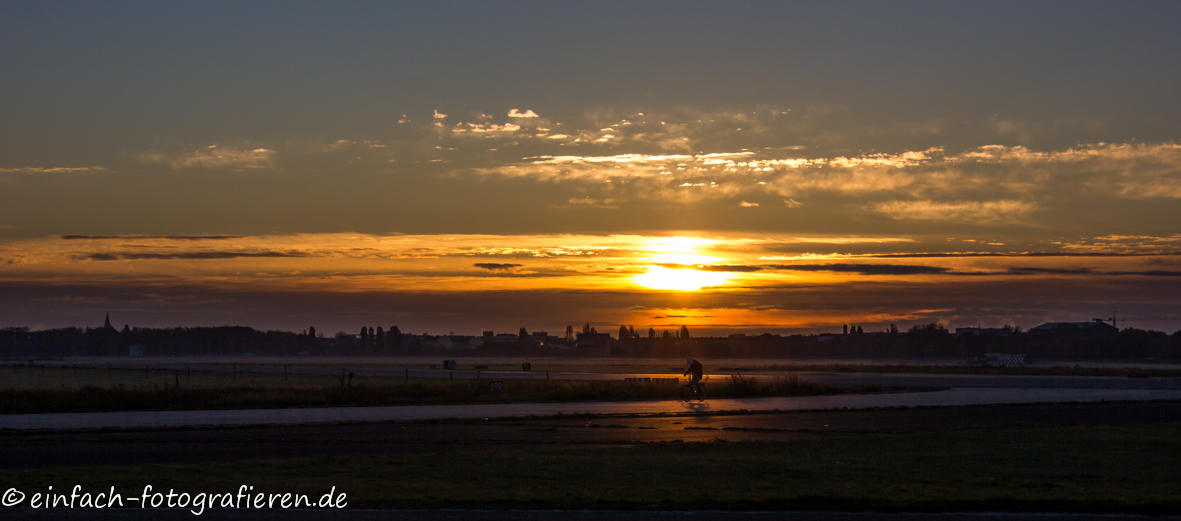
[3,322,1179,360]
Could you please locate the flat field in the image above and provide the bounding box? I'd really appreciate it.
[5,420,1180,513]
[0,364,844,413]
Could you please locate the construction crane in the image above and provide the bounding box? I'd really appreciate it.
[1092,312,1181,329]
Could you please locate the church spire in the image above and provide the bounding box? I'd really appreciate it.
[104,313,114,330]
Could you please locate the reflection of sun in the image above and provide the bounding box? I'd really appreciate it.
[633,266,732,291]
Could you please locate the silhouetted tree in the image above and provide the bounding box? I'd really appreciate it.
[628,326,636,338]
[309,326,316,338]
[389,326,402,350]
[519,327,528,341]
[619,325,629,340]
[565,325,574,342]
[680,325,690,338]
[375,327,384,350]
[368,327,375,348]
[359,326,368,349]
[582,323,591,334]
[662,330,671,339]
[648,327,656,339]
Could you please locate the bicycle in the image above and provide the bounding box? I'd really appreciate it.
[681,380,706,402]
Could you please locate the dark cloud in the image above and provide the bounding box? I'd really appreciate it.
[658,264,763,272]
[75,251,308,261]
[949,268,1181,277]
[869,251,1181,258]
[1007,267,1094,275]
[1109,270,1181,277]
[473,263,524,272]
[61,235,249,241]
[1002,268,1181,277]
[770,263,951,275]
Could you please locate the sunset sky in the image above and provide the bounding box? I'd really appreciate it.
[2,2,1180,335]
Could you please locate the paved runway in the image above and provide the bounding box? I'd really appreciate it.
[3,387,1180,430]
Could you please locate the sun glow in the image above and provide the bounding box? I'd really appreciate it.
[632,266,733,291]
[648,253,723,265]
[638,236,723,265]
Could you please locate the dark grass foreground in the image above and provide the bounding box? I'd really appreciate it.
[0,374,843,414]
[5,423,1181,514]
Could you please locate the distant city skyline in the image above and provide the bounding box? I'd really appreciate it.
[2,2,1180,335]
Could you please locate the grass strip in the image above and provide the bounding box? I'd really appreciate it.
[0,374,841,414]
[4,423,1181,513]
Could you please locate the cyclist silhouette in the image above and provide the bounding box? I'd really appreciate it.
[683,358,704,397]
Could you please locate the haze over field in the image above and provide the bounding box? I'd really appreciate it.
[2,2,1180,335]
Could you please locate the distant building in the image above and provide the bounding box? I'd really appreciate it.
[1031,320,1118,336]
[954,327,1011,338]
[529,332,565,347]
[576,332,612,356]
[438,335,480,350]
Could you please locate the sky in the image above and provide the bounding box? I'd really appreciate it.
[2,1,1181,336]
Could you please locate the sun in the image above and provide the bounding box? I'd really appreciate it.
[633,266,732,291]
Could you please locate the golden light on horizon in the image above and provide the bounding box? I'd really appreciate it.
[632,266,733,291]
